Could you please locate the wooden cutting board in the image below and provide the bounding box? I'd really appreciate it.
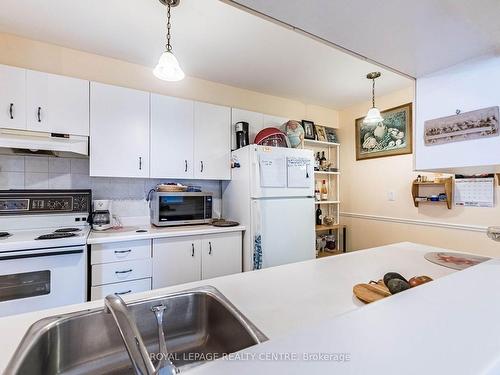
[353,280,391,304]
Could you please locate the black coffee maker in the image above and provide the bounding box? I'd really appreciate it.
[235,121,249,149]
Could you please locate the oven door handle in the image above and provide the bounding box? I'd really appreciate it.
[0,247,84,261]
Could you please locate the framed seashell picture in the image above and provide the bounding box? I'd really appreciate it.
[355,103,413,160]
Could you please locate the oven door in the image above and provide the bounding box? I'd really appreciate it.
[154,193,212,226]
[0,245,86,317]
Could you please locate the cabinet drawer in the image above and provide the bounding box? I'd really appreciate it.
[91,240,151,265]
[91,258,152,286]
[90,278,151,301]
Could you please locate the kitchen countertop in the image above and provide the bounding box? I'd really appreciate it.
[189,253,500,375]
[0,242,461,373]
[87,224,246,244]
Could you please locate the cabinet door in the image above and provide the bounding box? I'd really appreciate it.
[90,82,149,178]
[201,232,242,280]
[194,102,231,180]
[150,94,194,178]
[0,65,26,130]
[152,237,201,288]
[27,70,89,135]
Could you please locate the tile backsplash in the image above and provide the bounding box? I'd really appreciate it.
[0,155,222,218]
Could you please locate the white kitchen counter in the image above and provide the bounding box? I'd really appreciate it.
[87,224,245,244]
[0,242,461,373]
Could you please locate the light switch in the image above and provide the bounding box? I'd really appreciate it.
[387,191,396,201]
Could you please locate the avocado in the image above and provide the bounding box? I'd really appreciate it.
[383,272,407,286]
[387,278,411,294]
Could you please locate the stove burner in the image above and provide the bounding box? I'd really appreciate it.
[36,233,77,240]
[54,228,81,233]
[0,232,11,238]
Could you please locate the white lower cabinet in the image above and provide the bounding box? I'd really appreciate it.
[153,231,242,289]
[91,278,152,300]
[91,258,152,286]
[201,233,242,280]
[153,236,202,288]
[89,239,152,300]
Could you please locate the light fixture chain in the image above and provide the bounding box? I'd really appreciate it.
[372,78,376,108]
[166,1,172,52]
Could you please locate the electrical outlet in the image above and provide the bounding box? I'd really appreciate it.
[387,191,396,201]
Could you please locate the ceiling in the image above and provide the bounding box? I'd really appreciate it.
[229,0,500,78]
[0,0,413,110]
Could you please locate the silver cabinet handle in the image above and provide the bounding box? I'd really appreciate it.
[115,290,132,295]
[191,243,195,257]
[139,157,142,170]
[200,161,204,173]
[9,103,13,119]
[114,249,132,254]
[208,241,212,255]
[185,160,188,172]
[115,269,133,274]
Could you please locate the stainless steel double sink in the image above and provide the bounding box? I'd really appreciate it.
[4,286,267,374]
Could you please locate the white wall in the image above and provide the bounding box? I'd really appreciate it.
[416,55,500,173]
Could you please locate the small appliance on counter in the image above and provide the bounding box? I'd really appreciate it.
[91,200,113,231]
[235,121,250,149]
[150,191,213,227]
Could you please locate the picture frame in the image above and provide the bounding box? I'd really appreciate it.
[325,127,339,143]
[301,120,316,140]
[355,102,413,161]
[314,125,327,142]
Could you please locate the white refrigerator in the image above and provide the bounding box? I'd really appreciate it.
[223,145,315,271]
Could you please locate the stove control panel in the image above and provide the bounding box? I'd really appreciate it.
[0,190,91,215]
[0,199,29,212]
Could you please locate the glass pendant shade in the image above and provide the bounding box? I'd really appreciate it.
[363,107,384,125]
[153,51,185,81]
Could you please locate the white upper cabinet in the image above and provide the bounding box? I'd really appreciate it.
[26,70,89,135]
[416,56,500,173]
[194,102,231,180]
[231,108,264,148]
[90,82,149,178]
[150,94,194,178]
[0,65,26,130]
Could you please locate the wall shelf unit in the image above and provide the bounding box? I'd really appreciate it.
[411,177,453,209]
[302,131,345,256]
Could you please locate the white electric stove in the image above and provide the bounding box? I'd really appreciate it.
[0,190,91,317]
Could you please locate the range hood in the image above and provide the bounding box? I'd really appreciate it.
[0,129,88,157]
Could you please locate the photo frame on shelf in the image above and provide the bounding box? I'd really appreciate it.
[301,120,316,140]
[315,125,327,142]
[325,127,339,143]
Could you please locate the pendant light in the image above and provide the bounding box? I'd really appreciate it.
[154,0,185,81]
[363,72,384,125]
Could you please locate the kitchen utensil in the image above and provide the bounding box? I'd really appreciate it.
[353,280,391,304]
[212,219,240,227]
[235,121,249,149]
[424,252,490,270]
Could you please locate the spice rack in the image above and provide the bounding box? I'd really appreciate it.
[411,177,453,209]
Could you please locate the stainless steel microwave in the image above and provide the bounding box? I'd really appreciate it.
[150,192,213,227]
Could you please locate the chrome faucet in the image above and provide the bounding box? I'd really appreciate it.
[104,294,178,375]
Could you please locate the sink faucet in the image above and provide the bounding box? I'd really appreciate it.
[104,294,178,375]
